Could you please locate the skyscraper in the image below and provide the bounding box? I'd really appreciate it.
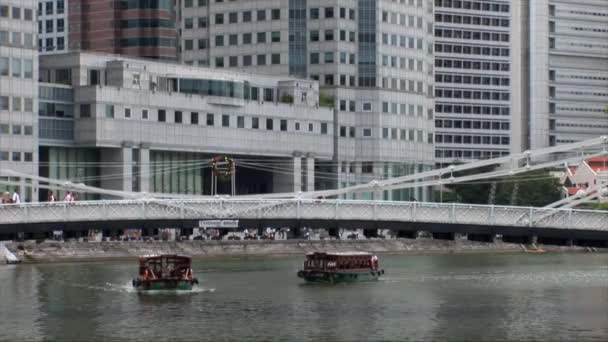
[0,0,39,201]
[36,0,68,53]
[529,0,608,149]
[67,0,179,60]
[178,0,436,200]
[433,0,527,162]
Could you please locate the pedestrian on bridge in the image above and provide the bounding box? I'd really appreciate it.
[11,189,20,204]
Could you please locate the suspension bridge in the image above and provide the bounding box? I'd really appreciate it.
[0,136,607,246]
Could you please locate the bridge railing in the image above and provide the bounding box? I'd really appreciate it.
[0,199,607,231]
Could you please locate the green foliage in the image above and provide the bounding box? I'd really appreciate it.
[319,91,335,108]
[596,202,608,210]
[279,94,294,104]
[444,168,562,207]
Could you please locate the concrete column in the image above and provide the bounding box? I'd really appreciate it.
[272,154,303,193]
[293,156,302,193]
[306,155,315,192]
[122,147,133,193]
[139,147,150,193]
[373,162,384,200]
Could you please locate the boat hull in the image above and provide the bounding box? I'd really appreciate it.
[132,278,198,291]
[297,270,384,284]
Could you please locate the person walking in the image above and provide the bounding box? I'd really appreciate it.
[64,191,74,203]
[11,189,20,204]
[48,191,57,202]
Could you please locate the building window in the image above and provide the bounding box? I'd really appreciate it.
[142,109,148,119]
[125,108,131,118]
[222,114,230,127]
[271,9,280,20]
[105,105,115,118]
[206,113,214,126]
[237,116,245,128]
[271,54,280,65]
[257,9,266,21]
[190,112,199,124]
[252,117,259,129]
[158,109,166,122]
[266,118,274,130]
[271,31,280,42]
[80,104,91,118]
[321,123,328,134]
[362,162,373,174]
[280,119,287,131]
[175,111,182,123]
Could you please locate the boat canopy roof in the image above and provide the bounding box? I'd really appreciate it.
[306,251,373,257]
[138,254,192,263]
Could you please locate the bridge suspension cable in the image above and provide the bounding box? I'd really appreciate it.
[0,136,606,201]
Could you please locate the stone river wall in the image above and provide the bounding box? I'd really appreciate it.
[3,239,601,263]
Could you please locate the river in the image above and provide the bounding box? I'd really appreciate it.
[1,253,607,341]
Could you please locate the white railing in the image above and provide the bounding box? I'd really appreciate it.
[0,199,607,232]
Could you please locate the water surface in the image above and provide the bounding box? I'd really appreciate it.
[1,253,607,341]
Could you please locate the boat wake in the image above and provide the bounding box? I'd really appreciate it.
[51,278,215,294]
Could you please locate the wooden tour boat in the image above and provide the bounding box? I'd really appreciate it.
[132,254,198,291]
[297,252,385,284]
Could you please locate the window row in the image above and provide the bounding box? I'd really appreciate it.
[212,54,281,68]
[0,96,35,113]
[556,106,606,114]
[381,12,427,29]
[0,57,35,79]
[435,119,510,130]
[310,74,430,94]
[0,30,36,49]
[434,0,509,13]
[0,151,34,162]
[0,5,34,21]
[556,122,608,129]
[0,123,34,136]
[435,43,510,57]
[435,104,510,116]
[436,134,510,145]
[435,88,510,101]
[38,0,65,16]
[212,8,281,25]
[435,29,509,42]
[555,73,608,82]
[435,58,510,71]
[382,102,428,117]
[310,52,356,65]
[436,74,510,86]
[38,37,66,52]
[210,31,282,47]
[39,18,65,34]
[435,149,510,160]
[90,105,330,134]
[382,34,426,50]
[435,14,509,27]
[381,55,426,71]
[381,128,433,143]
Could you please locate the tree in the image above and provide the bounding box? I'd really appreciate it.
[445,168,562,207]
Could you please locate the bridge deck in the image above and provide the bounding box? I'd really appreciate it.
[0,199,607,233]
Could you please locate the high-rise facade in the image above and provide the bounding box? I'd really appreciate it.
[0,0,39,201]
[36,0,68,53]
[67,0,178,60]
[529,0,608,150]
[178,0,436,201]
[433,0,527,163]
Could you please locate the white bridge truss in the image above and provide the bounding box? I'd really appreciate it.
[0,199,607,232]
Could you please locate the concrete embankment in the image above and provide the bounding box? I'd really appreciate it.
[3,239,602,263]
